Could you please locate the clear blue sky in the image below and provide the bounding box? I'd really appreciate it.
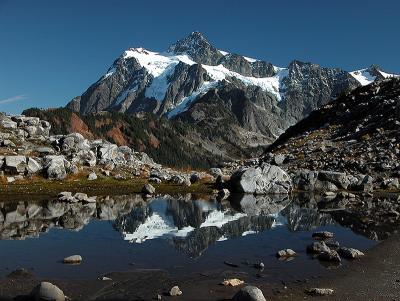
[1,0,399,114]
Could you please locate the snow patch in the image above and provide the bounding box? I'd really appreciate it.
[378,70,399,79]
[202,64,288,101]
[218,50,229,56]
[123,48,196,101]
[349,69,376,86]
[166,81,218,118]
[200,211,246,228]
[243,56,258,63]
[242,230,257,236]
[217,236,228,242]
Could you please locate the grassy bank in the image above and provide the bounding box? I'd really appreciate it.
[0,176,215,200]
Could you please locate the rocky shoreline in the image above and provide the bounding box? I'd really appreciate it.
[0,232,398,300]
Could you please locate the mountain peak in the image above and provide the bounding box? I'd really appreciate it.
[167,31,223,65]
[168,31,210,53]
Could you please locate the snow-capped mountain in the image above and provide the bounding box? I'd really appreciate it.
[66,32,398,151]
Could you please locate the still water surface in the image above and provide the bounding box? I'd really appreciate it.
[0,193,377,281]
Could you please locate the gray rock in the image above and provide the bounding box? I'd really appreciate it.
[273,154,286,165]
[44,156,66,180]
[0,116,17,129]
[306,288,334,296]
[74,193,88,202]
[338,247,365,259]
[230,163,292,194]
[276,249,296,258]
[232,285,266,301]
[323,191,336,197]
[4,156,26,174]
[2,139,15,147]
[6,176,15,183]
[35,147,55,155]
[209,168,223,177]
[31,282,65,301]
[63,255,82,264]
[170,174,191,186]
[142,184,156,195]
[150,170,171,181]
[30,281,65,301]
[169,285,182,296]
[87,172,97,181]
[306,241,331,254]
[27,158,42,174]
[318,250,341,262]
[98,143,119,161]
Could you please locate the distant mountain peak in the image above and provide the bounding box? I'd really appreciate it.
[168,31,210,53]
[167,31,223,65]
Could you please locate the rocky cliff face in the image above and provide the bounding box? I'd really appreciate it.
[264,78,400,184]
[65,32,398,151]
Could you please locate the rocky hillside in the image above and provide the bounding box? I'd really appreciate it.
[66,31,398,150]
[22,108,223,169]
[0,112,213,186]
[263,78,400,187]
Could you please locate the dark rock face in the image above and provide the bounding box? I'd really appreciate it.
[68,56,151,114]
[282,60,360,125]
[219,53,275,78]
[265,78,400,179]
[157,62,211,115]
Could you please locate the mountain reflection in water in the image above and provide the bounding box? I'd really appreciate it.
[0,193,396,259]
[1,192,394,280]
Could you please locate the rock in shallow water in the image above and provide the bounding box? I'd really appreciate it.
[305,287,334,296]
[276,249,296,258]
[307,241,331,254]
[318,250,341,262]
[232,285,266,301]
[221,278,244,286]
[312,231,334,239]
[31,281,65,301]
[63,254,82,264]
[338,247,365,259]
[169,285,182,296]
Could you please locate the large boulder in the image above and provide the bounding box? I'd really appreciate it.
[0,115,17,129]
[71,149,97,167]
[61,133,90,153]
[26,157,42,174]
[170,174,191,186]
[4,156,27,174]
[98,143,119,162]
[30,281,65,301]
[232,285,266,301]
[230,163,292,194]
[44,156,67,180]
